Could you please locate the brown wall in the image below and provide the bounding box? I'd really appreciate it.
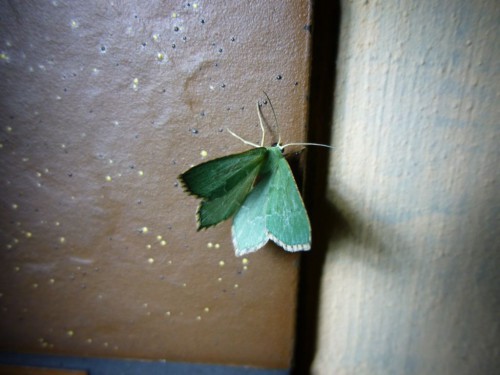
[0,1,314,369]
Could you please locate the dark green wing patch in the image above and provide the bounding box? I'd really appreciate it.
[179,148,268,229]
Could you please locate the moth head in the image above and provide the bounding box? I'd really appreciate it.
[272,142,285,153]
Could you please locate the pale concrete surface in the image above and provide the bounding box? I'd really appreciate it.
[313,1,499,374]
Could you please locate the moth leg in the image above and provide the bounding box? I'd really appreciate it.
[227,128,260,148]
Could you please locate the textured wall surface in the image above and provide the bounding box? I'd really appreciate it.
[0,1,312,369]
[313,0,499,374]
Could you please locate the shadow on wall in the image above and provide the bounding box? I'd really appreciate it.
[292,1,341,374]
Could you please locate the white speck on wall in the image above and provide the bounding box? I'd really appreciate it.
[59,237,65,244]
[69,257,93,265]
[66,330,74,337]
[157,52,165,61]
[138,170,144,176]
[147,258,154,264]
[160,240,166,246]
[105,175,112,182]
[207,242,213,248]
[200,150,208,158]
[152,33,160,41]
[141,227,149,234]
[0,52,10,62]
[70,20,79,29]
[218,260,225,267]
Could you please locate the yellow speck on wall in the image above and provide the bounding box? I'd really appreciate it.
[132,77,139,91]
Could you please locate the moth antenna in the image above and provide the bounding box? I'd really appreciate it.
[227,128,261,148]
[263,91,281,145]
[283,142,335,150]
[256,100,265,147]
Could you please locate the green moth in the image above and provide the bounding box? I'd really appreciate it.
[179,97,329,256]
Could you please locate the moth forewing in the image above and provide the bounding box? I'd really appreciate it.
[179,148,268,230]
[263,148,311,251]
[231,146,311,255]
